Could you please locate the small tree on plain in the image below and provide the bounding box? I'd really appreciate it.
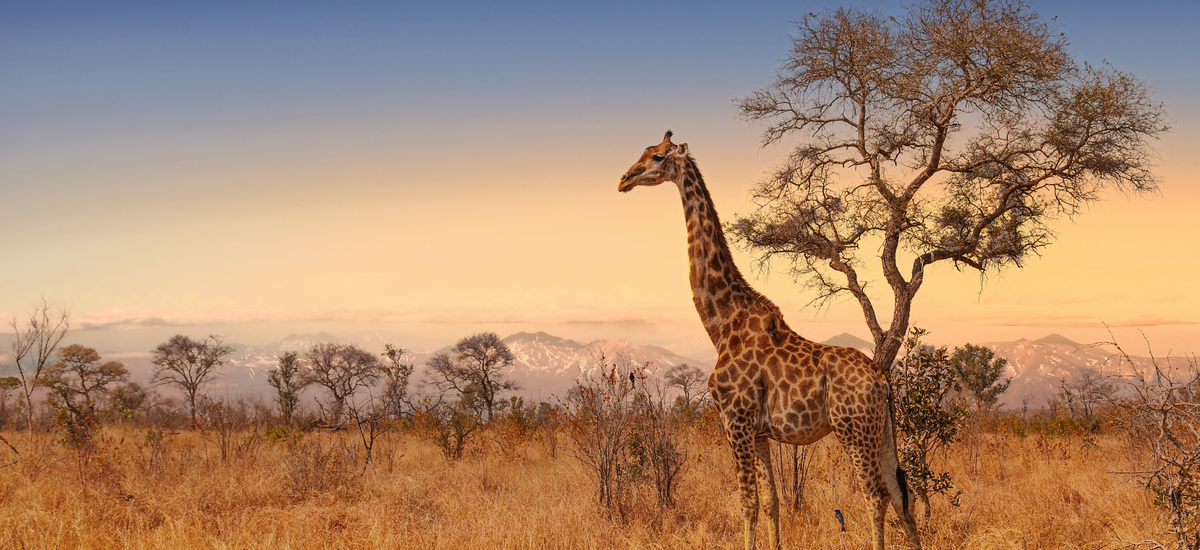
[950,343,1010,410]
[302,342,381,425]
[1056,368,1117,426]
[109,382,149,423]
[44,344,129,448]
[268,351,308,426]
[7,298,70,441]
[732,0,1168,370]
[0,377,18,429]
[663,363,709,406]
[427,332,518,423]
[380,343,414,419]
[151,334,234,427]
[44,344,129,406]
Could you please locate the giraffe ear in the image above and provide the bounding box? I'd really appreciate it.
[674,143,689,157]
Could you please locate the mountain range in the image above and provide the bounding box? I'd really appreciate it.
[99,330,1184,410]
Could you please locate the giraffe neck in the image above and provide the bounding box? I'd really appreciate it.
[675,157,765,342]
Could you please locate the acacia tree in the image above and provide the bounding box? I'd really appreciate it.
[428,332,518,423]
[151,334,234,427]
[7,298,70,440]
[44,344,128,448]
[302,342,381,424]
[732,0,1167,369]
[44,345,128,411]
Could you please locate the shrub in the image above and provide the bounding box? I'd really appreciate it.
[890,327,970,520]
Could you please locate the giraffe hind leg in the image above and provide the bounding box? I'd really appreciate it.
[841,441,892,550]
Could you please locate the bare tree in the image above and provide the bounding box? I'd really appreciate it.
[732,0,1168,369]
[663,363,709,406]
[427,332,518,423]
[302,342,381,424]
[268,351,308,426]
[151,334,234,427]
[7,298,70,440]
[345,394,393,469]
[1057,368,1117,423]
[1106,336,1200,550]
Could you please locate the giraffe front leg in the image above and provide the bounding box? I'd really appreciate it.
[754,437,781,550]
[737,454,759,550]
[725,422,760,550]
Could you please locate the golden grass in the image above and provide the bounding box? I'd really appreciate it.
[0,427,1164,549]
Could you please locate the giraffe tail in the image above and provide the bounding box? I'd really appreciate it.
[880,406,914,523]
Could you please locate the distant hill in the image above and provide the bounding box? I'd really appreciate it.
[1032,333,1084,347]
[501,331,584,350]
[981,334,1183,409]
[821,333,874,353]
[103,329,1178,412]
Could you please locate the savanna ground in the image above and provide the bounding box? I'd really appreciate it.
[0,418,1163,550]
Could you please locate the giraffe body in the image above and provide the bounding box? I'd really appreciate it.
[619,132,922,550]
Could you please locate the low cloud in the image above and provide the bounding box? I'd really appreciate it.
[62,304,701,331]
[981,315,1199,328]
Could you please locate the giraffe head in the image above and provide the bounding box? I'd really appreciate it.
[618,130,690,192]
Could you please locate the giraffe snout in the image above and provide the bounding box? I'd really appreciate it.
[618,169,644,192]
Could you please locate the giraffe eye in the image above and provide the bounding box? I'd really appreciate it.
[652,155,664,162]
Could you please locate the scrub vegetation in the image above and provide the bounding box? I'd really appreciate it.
[1,326,1194,550]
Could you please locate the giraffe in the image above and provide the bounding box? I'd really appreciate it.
[618,132,922,550]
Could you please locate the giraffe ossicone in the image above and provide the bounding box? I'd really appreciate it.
[618,131,922,550]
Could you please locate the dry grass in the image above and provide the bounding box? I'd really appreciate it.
[0,426,1164,549]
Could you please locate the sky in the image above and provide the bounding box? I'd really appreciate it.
[2,0,1198,359]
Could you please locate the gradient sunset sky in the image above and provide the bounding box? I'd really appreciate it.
[3,0,1198,357]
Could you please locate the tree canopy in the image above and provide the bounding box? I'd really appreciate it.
[732,0,1167,368]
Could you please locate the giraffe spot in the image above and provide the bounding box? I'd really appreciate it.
[797,379,814,395]
[748,317,761,332]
